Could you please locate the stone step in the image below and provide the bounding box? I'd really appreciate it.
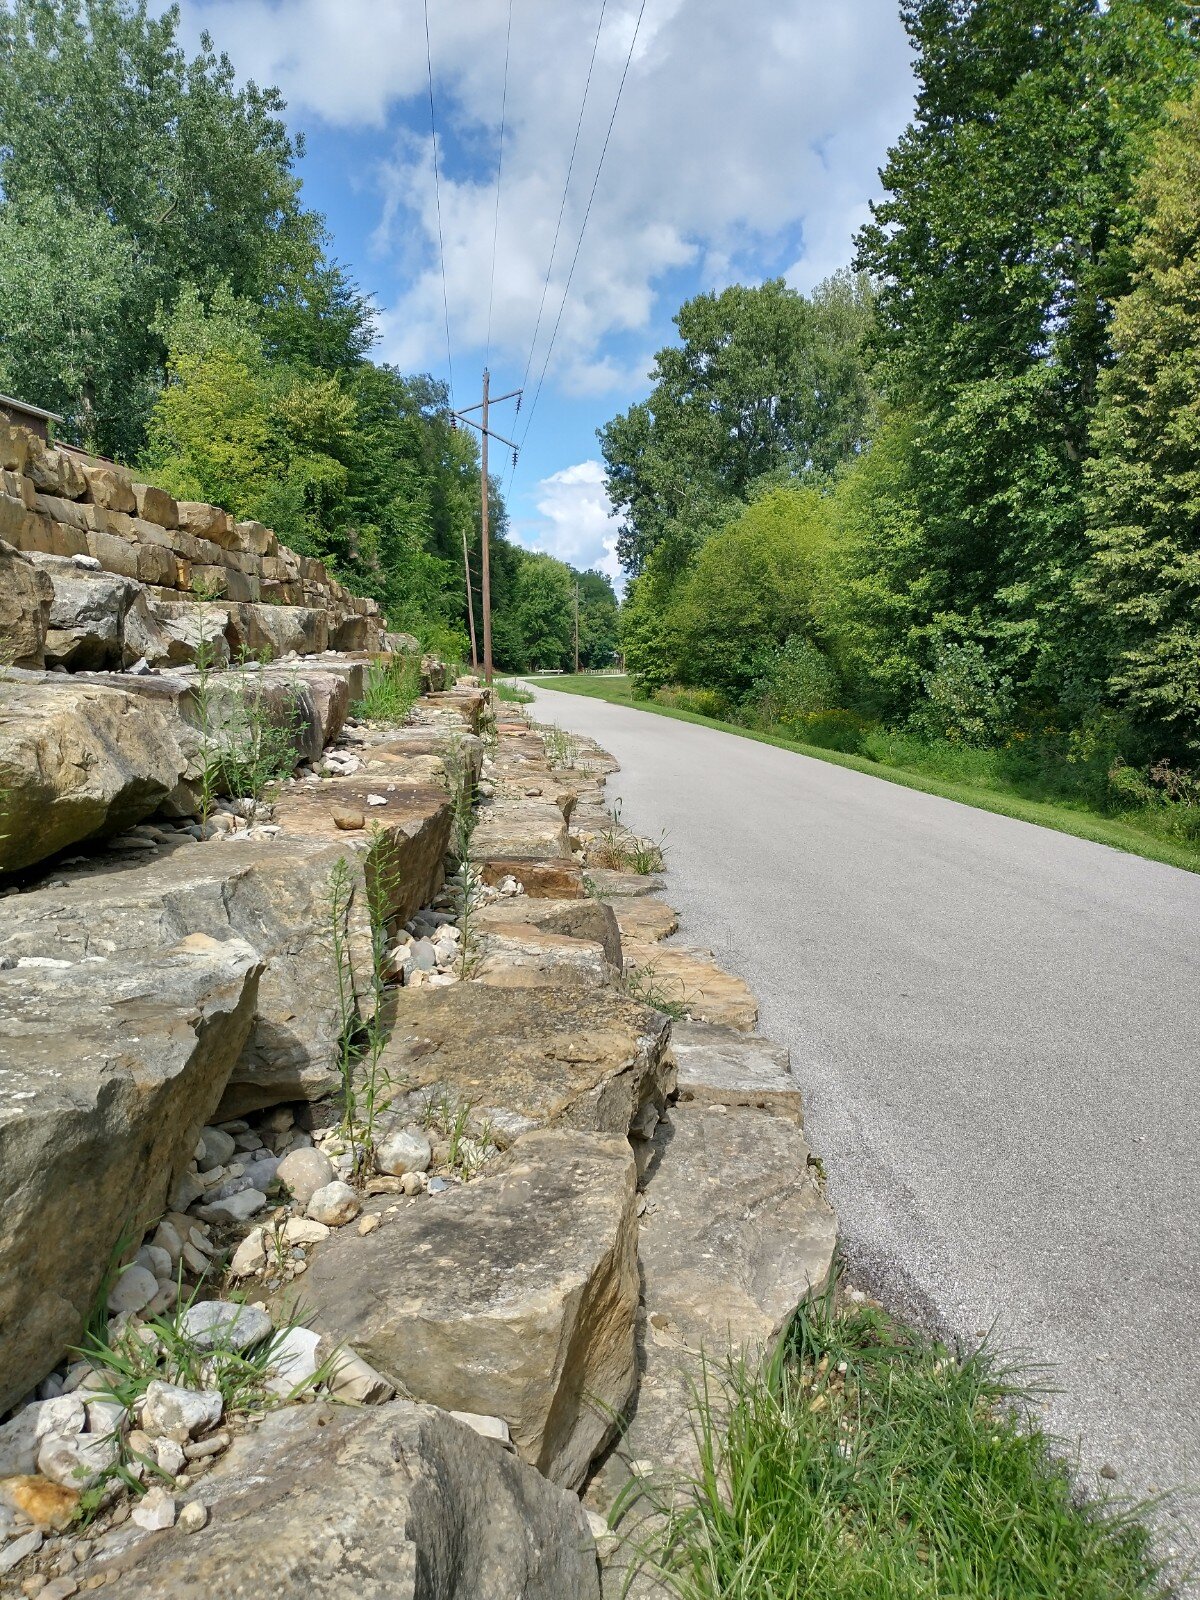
[0,825,445,1116]
[474,896,621,965]
[471,924,617,989]
[670,1020,804,1122]
[609,897,679,944]
[0,933,262,1412]
[590,1101,837,1588]
[623,940,759,1030]
[298,1130,639,1489]
[585,868,666,899]
[93,1401,601,1599]
[379,982,674,1149]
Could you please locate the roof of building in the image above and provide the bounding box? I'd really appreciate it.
[0,393,65,425]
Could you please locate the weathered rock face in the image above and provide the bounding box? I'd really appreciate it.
[474,896,621,966]
[623,940,759,1030]
[0,836,374,1114]
[584,868,666,899]
[271,778,451,926]
[637,1104,836,1352]
[670,1021,804,1121]
[96,1401,600,1599]
[302,1132,639,1488]
[0,539,52,668]
[472,925,616,990]
[380,984,674,1147]
[472,794,586,897]
[609,897,678,944]
[0,676,190,874]
[33,557,142,671]
[0,934,261,1411]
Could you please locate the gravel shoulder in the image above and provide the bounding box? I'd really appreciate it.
[530,682,1200,1574]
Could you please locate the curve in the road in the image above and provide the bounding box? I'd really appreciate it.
[529,682,1200,1566]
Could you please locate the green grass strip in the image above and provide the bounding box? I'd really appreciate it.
[525,675,1200,876]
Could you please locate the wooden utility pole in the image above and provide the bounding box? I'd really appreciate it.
[453,370,521,686]
[573,580,580,675]
[479,368,491,683]
[460,524,478,671]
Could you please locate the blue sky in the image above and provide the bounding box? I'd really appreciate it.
[179,0,916,583]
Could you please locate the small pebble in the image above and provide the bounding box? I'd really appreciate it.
[178,1501,208,1534]
[357,1214,380,1236]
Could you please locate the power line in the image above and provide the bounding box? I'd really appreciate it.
[514,0,608,409]
[512,0,648,475]
[484,0,515,374]
[422,0,455,405]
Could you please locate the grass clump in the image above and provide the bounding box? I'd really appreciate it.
[624,962,688,1021]
[622,1289,1170,1600]
[591,799,667,875]
[496,679,534,704]
[354,654,422,724]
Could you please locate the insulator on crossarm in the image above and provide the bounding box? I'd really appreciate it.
[515,394,521,414]
[512,448,519,468]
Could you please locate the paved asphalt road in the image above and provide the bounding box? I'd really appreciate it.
[528,682,1200,1568]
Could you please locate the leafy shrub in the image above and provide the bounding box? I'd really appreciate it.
[751,635,841,723]
[783,708,869,754]
[910,633,1015,746]
[654,685,731,719]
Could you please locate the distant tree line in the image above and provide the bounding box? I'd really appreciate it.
[604,0,1200,829]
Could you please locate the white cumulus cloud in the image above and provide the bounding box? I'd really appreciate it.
[181,0,914,401]
[512,459,623,583]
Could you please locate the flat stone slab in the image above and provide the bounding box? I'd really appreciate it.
[585,868,666,898]
[475,896,621,965]
[623,940,758,1030]
[380,983,674,1146]
[589,1102,837,1588]
[300,1130,639,1489]
[610,897,678,943]
[0,934,261,1411]
[0,675,190,873]
[95,1400,600,1599]
[472,925,616,990]
[271,777,451,925]
[0,834,377,1115]
[670,1021,803,1122]
[638,1104,836,1352]
[472,797,572,863]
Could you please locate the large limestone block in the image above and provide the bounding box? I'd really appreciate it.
[623,940,759,1030]
[0,835,378,1115]
[0,677,190,873]
[584,867,666,899]
[381,983,674,1146]
[588,1101,837,1585]
[0,934,261,1410]
[258,663,350,747]
[610,897,679,943]
[472,925,617,990]
[95,1401,600,1599]
[472,797,571,863]
[26,444,86,500]
[302,1131,639,1488]
[475,895,621,965]
[670,1020,804,1121]
[32,556,141,670]
[637,1104,836,1353]
[132,483,178,528]
[0,539,52,668]
[143,599,232,667]
[270,777,452,926]
[223,600,329,658]
[81,461,136,513]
